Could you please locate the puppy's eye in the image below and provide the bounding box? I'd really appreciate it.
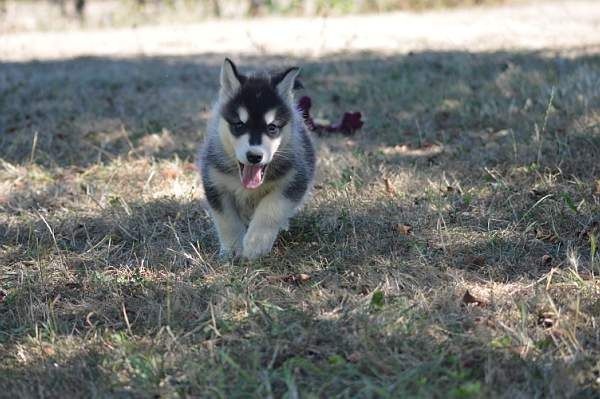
[267,124,279,136]
[231,122,245,134]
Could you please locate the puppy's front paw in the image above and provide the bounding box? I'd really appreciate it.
[218,242,243,261]
[242,230,277,260]
[218,248,235,261]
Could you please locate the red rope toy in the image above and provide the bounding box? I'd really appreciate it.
[297,96,363,136]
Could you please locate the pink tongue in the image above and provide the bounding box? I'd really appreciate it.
[241,165,264,189]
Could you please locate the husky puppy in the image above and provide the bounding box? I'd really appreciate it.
[198,58,315,260]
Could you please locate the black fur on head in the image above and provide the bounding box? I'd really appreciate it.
[219,59,300,145]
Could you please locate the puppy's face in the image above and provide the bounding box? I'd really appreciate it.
[218,59,299,189]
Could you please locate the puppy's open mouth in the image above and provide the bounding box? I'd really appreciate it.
[238,162,268,189]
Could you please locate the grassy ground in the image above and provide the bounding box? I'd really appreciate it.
[1,48,600,396]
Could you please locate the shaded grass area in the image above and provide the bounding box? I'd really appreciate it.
[1,50,599,397]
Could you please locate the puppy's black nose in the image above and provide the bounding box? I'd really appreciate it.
[246,151,263,164]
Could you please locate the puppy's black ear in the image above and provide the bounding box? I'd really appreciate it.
[220,58,245,97]
[272,67,300,98]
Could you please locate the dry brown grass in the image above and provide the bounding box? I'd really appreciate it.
[1,12,600,398]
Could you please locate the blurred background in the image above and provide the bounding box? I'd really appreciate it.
[2,0,517,32]
[2,0,595,62]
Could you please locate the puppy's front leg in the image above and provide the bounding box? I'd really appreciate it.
[242,193,296,260]
[210,199,246,259]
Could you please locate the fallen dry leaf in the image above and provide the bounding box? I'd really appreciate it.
[347,352,361,363]
[595,179,600,195]
[529,188,548,198]
[393,223,413,236]
[383,178,397,195]
[549,328,565,340]
[508,345,530,357]
[462,290,487,307]
[541,254,552,267]
[161,166,181,180]
[534,228,558,243]
[466,255,486,267]
[288,273,311,283]
[474,316,496,329]
[538,311,556,328]
[42,345,55,356]
[183,162,197,172]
